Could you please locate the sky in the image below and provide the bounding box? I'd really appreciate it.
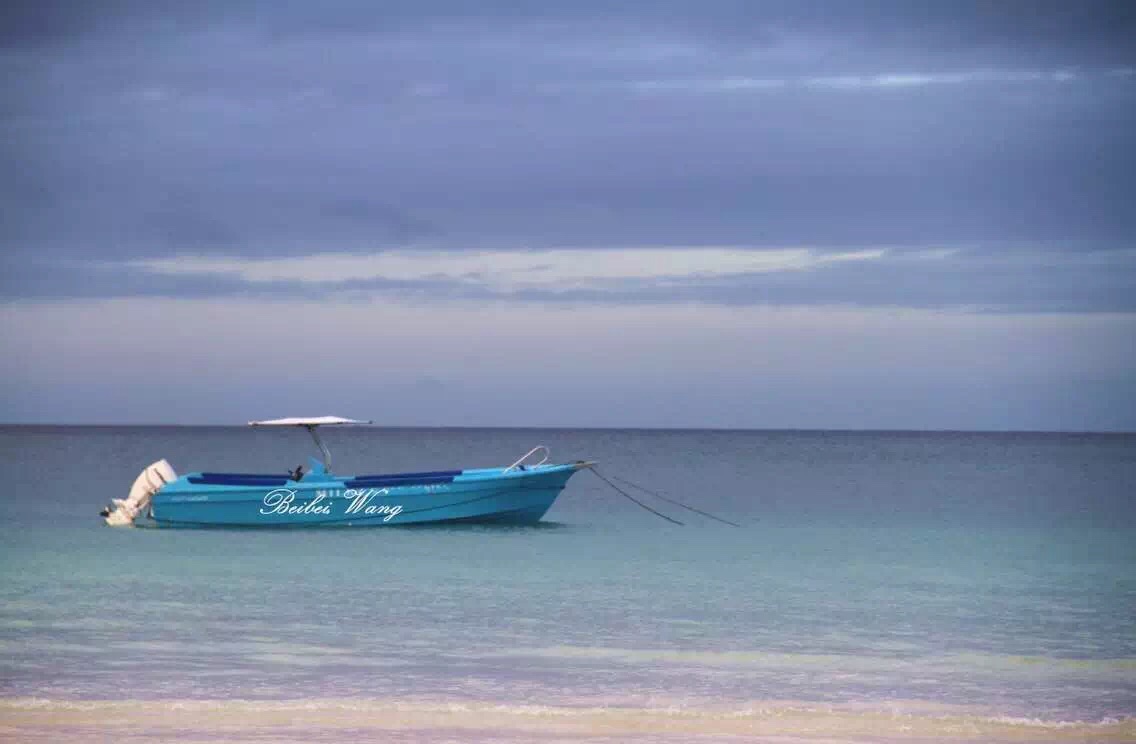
[1,1,1134,429]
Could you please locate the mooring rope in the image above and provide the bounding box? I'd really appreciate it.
[612,475,742,527]
[587,466,684,526]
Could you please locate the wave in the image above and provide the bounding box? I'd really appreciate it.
[2,698,1132,741]
[494,645,1136,673]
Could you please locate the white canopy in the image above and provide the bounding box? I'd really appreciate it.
[248,416,373,427]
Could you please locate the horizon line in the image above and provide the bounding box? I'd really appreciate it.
[1,422,1132,436]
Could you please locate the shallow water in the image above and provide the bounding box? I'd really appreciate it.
[1,427,1134,741]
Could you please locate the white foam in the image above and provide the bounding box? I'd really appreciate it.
[2,696,1131,735]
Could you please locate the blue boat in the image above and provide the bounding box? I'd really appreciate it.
[102,417,590,527]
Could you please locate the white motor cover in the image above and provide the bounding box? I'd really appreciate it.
[105,459,177,527]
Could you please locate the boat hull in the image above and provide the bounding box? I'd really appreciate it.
[149,464,583,527]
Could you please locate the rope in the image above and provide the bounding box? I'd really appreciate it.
[612,476,742,527]
[587,467,684,526]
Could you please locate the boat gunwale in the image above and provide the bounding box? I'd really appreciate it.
[160,463,585,499]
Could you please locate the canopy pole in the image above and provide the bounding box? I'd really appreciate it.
[305,425,332,471]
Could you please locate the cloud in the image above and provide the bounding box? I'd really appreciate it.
[1,1,1133,312]
[632,68,1092,93]
[5,2,1136,62]
[132,247,886,287]
[5,245,1133,314]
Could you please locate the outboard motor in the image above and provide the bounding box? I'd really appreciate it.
[103,459,177,527]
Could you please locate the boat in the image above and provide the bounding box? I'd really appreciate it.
[101,417,590,527]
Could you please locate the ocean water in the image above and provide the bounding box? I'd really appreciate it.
[0,426,1134,742]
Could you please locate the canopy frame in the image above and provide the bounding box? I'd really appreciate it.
[248,417,373,472]
[305,425,333,471]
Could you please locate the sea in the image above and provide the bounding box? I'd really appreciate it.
[0,426,1133,742]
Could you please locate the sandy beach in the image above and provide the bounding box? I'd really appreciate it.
[4,698,1134,743]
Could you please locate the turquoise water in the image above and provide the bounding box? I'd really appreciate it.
[1,427,1134,740]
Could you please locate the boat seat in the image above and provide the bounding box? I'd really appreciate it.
[343,470,461,489]
[189,473,290,486]
[187,469,463,488]
[351,469,462,480]
[199,472,294,479]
